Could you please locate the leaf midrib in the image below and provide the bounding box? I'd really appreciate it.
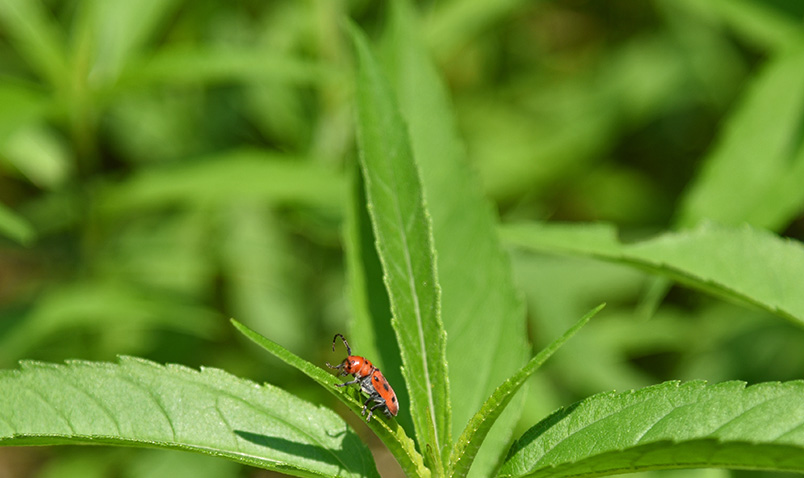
[383,141,441,453]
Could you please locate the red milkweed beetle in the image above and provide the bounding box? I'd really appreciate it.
[326,333,399,421]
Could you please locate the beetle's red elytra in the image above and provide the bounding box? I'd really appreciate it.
[326,333,399,421]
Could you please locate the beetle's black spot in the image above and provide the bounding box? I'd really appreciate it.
[392,397,396,402]
[374,376,379,382]
[382,383,389,391]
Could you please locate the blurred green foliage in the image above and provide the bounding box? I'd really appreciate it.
[1,1,804,477]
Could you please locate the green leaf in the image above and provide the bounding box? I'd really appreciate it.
[79,0,183,84]
[3,124,72,189]
[0,281,219,363]
[119,47,332,88]
[343,166,412,434]
[219,206,308,352]
[423,0,541,59]
[348,22,451,474]
[0,202,35,245]
[0,356,377,478]
[0,0,69,89]
[499,380,804,478]
[382,2,529,476]
[99,149,345,212]
[0,84,48,146]
[676,45,804,231]
[231,320,428,478]
[448,305,603,478]
[500,221,804,327]
[671,0,804,53]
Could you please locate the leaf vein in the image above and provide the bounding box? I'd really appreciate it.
[16,379,77,434]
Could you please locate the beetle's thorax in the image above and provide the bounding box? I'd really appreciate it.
[343,356,375,378]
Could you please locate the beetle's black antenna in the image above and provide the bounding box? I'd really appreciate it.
[332,333,351,355]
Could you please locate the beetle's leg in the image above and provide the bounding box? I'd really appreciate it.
[369,401,387,416]
[362,395,377,421]
[362,395,386,421]
[336,377,360,387]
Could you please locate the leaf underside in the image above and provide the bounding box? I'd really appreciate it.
[500,221,804,327]
[0,356,378,478]
[499,380,804,478]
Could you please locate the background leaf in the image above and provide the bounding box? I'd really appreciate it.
[0,0,68,89]
[676,44,804,230]
[0,202,35,244]
[0,356,378,478]
[499,380,804,478]
[349,22,451,473]
[99,149,344,212]
[501,221,804,327]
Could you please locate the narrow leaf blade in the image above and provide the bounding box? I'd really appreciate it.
[0,202,35,244]
[100,149,344,212]
[349,22,450,472]
[231,320,428,478]
[0,356,377,478]
[676,45,804,230]
[0,0,69,88]
[499,381,804,477]
[343,165,413,435]
[383,3,529,475]
[449,305,603,478]
[501,221,804,326]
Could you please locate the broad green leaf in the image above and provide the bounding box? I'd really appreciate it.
[676,45,804,231]
[231,320,427,478]
[0,356,378,478]
[99,149,345,212]
[383,2,528,475]
[448,305,603,478]
[499,380,804,478]
[349,22,450,474]
[500,221,804,327]
[0,202,35,245]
